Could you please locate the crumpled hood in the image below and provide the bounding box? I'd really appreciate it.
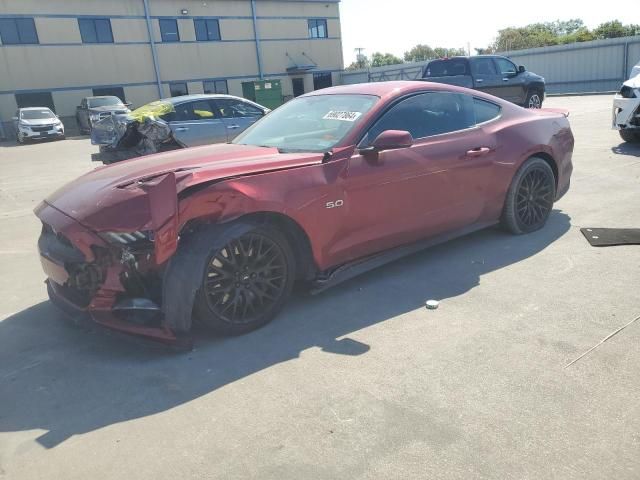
[43,143,324,230]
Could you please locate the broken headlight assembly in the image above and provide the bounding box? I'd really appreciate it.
[620,86,638,99]
[99,230,155,247]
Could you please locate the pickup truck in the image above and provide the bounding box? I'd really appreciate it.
[76,95,131,134]
[422,55,546,108]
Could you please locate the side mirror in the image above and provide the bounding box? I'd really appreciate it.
[518,65,526,73]
[362,130,413,153]
[125,102,133,108]
[11,116,18,121]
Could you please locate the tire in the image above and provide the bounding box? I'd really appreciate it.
[619,129,640,143]
[193,223,296,335]
[524,90,543,109]
[501,157,556,234]
[16,132,25,145]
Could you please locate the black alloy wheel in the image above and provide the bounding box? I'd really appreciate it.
[502,157,556,234]
[194,226,295,335]
[515,168,554,228]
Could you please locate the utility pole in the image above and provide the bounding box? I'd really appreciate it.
[355,47,366,69]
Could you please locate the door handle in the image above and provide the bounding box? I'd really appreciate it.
[227,124,241,129]
[466,147,492,157]
[476,78,484,83]
[502,78,510,82]
[175,127,189,132]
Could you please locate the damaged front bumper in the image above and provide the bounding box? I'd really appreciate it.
[612,92,640,130]
[34,178,190,348]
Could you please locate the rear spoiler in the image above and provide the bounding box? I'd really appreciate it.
[534,107,570,118]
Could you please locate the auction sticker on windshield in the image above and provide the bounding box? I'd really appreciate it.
[323,111,362,122]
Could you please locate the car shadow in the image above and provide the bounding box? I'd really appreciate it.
[611,142,640,157]
[0,211,571,448]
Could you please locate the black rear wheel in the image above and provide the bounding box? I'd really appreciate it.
[502,157,556,234]
[194,225,295,335]
[525,90,543,109]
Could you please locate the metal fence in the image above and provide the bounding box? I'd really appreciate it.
[340,35,640,94]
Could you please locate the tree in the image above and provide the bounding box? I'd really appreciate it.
[593,20,640,39]
[404,44,435,62]
[370,52,404,67]
[404,44,467,62]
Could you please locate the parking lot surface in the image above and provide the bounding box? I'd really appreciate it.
[1,95,639,479]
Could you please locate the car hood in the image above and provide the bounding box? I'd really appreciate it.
[20,118,59,126]
[42,143,325,230]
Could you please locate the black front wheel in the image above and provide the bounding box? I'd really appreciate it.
[502,157,556,234]
[194,224,296,335]
[619,129,640,143]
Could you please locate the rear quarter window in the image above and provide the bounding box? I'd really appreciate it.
[424,59,469,77]
[473,98,501,124]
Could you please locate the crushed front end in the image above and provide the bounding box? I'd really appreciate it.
[34,172,187,348]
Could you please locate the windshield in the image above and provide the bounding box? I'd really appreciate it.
[233,94,378,152]
[88,96,123,108]
[20,109,55,120]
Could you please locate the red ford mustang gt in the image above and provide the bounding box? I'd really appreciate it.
[35,81,574,347]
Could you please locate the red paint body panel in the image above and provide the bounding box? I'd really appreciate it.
[35,81,574,342]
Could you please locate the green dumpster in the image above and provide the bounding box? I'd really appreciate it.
[242,80,284,110]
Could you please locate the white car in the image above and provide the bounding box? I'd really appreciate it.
[12,107,65,144]
[612,60,640,143]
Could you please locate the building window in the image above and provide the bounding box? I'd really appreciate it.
[15,92,55,112]
[313,72,333,91]
[194,19,221,41]
[308,19,328,39]
[93,87,126,103]
[203,80,228,95]
[78,18,113,44]
[159,19,180,42]
[0,18,39,45]
[169,82,188,97]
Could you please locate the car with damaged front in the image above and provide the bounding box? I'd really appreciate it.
[36,81,574,349]
[90,94,270,164]
[76,95,131,135]
[612,59,640,143]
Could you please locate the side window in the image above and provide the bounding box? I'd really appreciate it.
[159,19,180,42]
[494,58,517,76]
[365,92,474,144]
[215,99,263,118]
[173,100,217,122]
[470,58,497,76]
[473,98,501,124]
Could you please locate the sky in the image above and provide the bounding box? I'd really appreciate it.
[339,0,640,65]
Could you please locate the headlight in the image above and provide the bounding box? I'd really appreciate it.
[18,122,31,130]
[620,86,637,98]
[99,230,154,246]
[90,114,102,122]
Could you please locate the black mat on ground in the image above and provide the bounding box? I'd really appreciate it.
[581,228,640,247]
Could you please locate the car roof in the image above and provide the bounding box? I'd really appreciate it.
[303,80,478,99]
[86,96,121,100]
